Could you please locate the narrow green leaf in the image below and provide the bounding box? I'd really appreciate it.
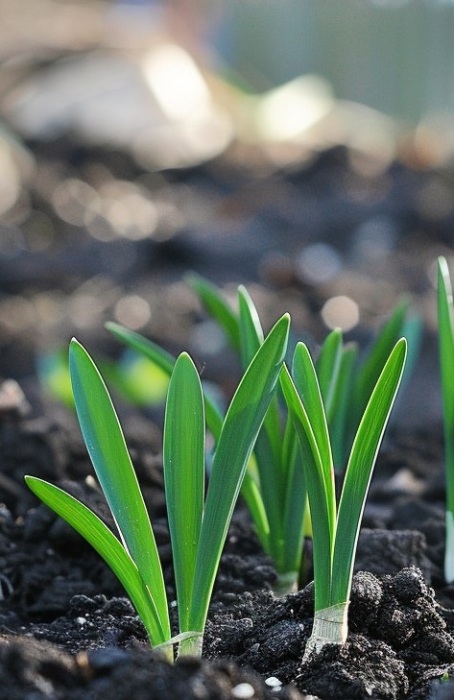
[25,477,166,646]
[186,274,240,351]
[189,313,290,632]
[253,420,286,566]
[292,343,336,539]
[106,322,175,375]
[280,418,307,578]
[238,285,264,368]
[69,339,171,639]
[329,344,358,468]
[315,328,343,419]
[355,300,408,416]
[332,338,407,606]
[238,286,285,549]
[401,313,422,385]
[105,322,224,439]
[240,469,270,554]
[280,364,332,611]
[163,353,205,632]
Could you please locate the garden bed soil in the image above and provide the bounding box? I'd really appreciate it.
[1,407,454,700]
[2,137,454,699]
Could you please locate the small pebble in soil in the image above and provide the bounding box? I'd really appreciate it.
[265,676,284,693]
[265,677,282,688]
[232,682,256,699]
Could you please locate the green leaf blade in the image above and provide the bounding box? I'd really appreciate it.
[238,286,285,556]
[240,469,270,554]
[329,344,358,468]
[238,285,264,368]
[332,338,407,606]
[163,353,205,632]
[189,313,290,632]
[355,300,408,416]
[25,477,167,647]
[186,274,240,351]
[280,417,307,582]
[292,343,336,537]
[280,364,332,611]
[315,328,343,420]
[69,339,170,638]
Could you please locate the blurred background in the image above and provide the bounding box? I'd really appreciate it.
[1,0,454,424]
[218,0,454,123]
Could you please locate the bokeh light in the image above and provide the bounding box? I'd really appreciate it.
[321,295,359,332]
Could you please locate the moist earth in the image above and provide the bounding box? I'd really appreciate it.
[1,407,454,700]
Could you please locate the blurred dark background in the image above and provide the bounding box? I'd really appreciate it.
[1,0,454,425]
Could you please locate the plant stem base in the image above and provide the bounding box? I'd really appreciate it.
[302,602,348,663]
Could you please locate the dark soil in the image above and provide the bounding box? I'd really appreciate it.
[2,409,454,700]
[2,132,454,698]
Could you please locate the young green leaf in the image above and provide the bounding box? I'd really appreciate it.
[292,343,336,543]
[238,285,264,367]
[280,363,333,611]
[355,300,409,417]
[238,286,285,561]
[315,328,343,420]
[189,313,290,633]
[239,467,270,554]
[24,477,168,650]
[186,273,240,351]
[163,353,205,633]
[332,337,407,605]
[328,343,357,468]
[69,339,171,640]
[280,418,307,587]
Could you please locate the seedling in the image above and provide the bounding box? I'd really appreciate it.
[437,256,454,584]
[106,290,307,595]
[26,314,289,659]
[281,337,406,658]
[106,278,418,595]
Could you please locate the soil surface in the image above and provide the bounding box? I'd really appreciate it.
[2,128,454,699]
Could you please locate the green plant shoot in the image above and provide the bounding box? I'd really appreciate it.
[107,288,307,595]
[437,256,454,584]
[26,313,289,659]
[281,337,407,659]
[105,277,418,596]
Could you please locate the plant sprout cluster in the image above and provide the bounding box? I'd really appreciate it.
[25,259,453,664]
[107,277,417,598]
